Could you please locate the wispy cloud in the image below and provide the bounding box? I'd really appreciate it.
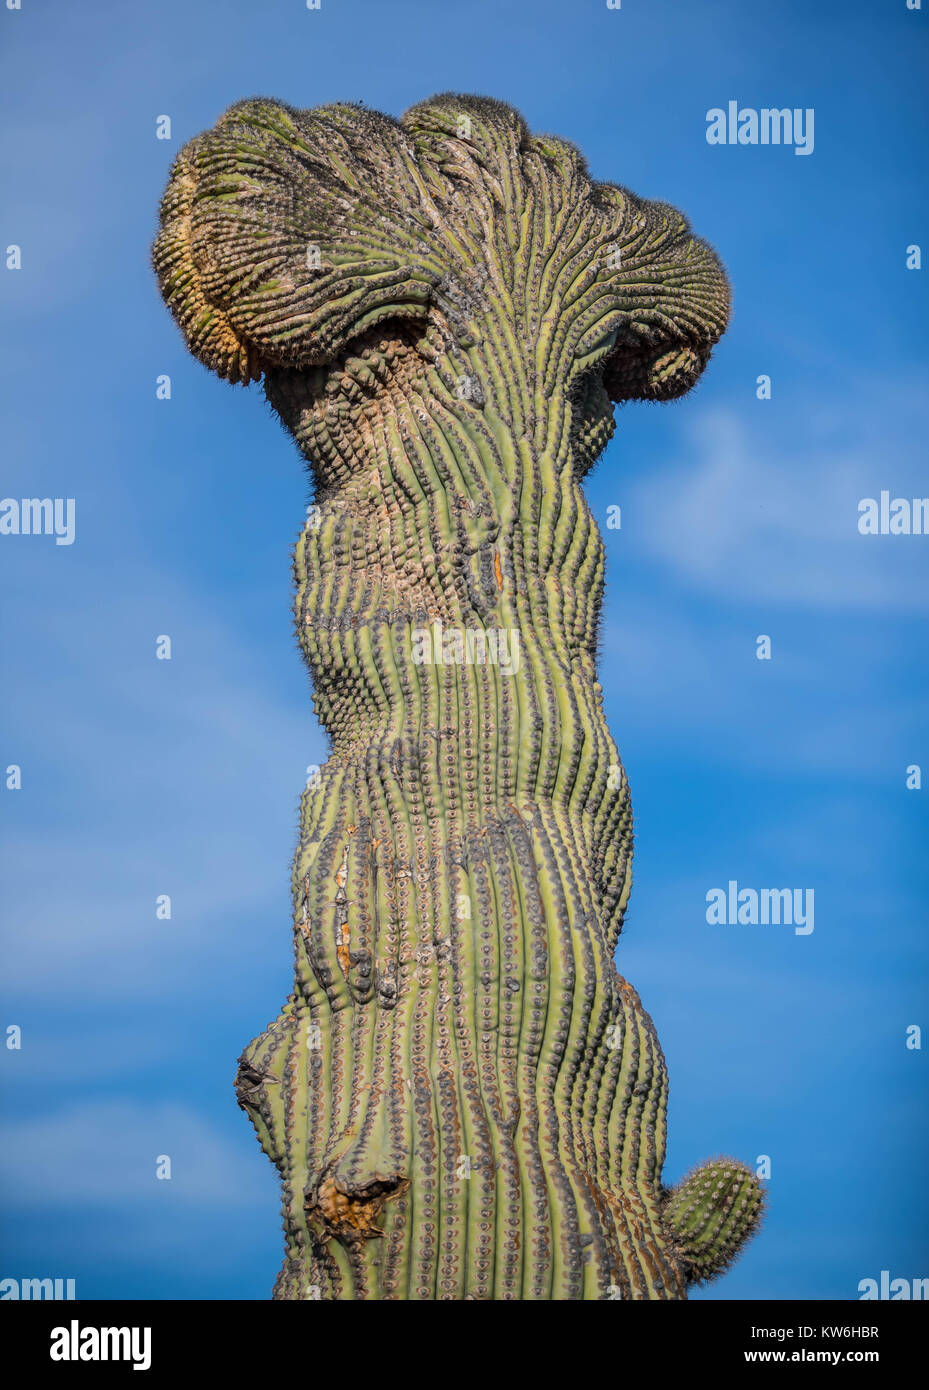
[624,389,929,611]
[0,568,324,1002]
[0,1099,266,1209]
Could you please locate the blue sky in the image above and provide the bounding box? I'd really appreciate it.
[1,0,926,1300]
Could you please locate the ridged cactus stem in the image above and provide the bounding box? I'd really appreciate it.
[154,92,763,1300]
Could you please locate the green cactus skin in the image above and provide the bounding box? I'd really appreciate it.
[153,93,764,1300]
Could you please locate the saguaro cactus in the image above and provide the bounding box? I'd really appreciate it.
[154,93,764,1300]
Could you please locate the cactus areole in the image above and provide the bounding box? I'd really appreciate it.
[153,93,764,1300]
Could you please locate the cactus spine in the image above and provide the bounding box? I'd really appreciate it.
[153,92,764,1300]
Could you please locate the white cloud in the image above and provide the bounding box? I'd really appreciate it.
[0,1100,267,1209]
[0,570,324,1001]
[625,395,929,610]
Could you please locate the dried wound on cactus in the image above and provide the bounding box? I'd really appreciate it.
[154,91,763,1300]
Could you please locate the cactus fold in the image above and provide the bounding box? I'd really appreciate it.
[154,92,763,1300]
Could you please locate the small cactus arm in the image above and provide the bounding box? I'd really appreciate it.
[153,93,764,1299]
